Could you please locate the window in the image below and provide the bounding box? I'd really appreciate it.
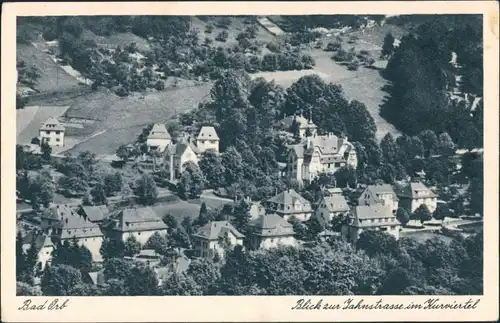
[56,138,60,143]
[46,131,51,135]
[390,226,396,230]
[270,239,274,243]
[56,131,60,135]
[210,140,216,144]
[334,162,341,167]
[138,232,141,235]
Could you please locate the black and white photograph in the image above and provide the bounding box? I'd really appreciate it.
[2,1,499,322]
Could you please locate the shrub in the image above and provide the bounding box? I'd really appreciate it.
[325,41,341,52]
[204,24,214,34]
[215,30,229,42]
[347,60,360,71]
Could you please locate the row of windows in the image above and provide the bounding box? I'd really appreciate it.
[198,140,217,144]
[43,131,62,135]
[43,137,61,142]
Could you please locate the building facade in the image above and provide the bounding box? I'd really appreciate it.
[342,204,401,243]
[146,123,172,152]
[314,194,350,226]
[41,204,104,262]
[358,184,399,214]
[192,221,244,259]
[277,115,318,138]
[165,141,200,180]
[396,182,438,213]
[195,126,220,154]
[287,133,358,184]
[105,207,168,245]
[22,232,55,270]
[39,117,65,147]
[249,214,297,249]
[263,189,313,222]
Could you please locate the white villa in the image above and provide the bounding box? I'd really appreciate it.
[39,117,65,147]
[164,126,220,180]
[342,204,401,243]
[192,221,244,259]
[263,189,313,222]
[396,182,438,213]
[249,214,297,250]
[146,123,172,152]
[287,133,358,184]
[105,207,168,245]
[314,194,350,226]
[22,232,55,270]
[358,184,399,214]
[195,126,220,154]
[41,204,104,262]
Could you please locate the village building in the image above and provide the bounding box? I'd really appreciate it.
[39,117,65,147]
[165,140,200,180]
[195,126,220,154]
[396,182,438,213]
[22,232,55,270]
[146,123,172,152]
[287,133,358,184]
[192,221,245,259]
[249,201,267,220]
[249,214,297,250]
[314,194,350,226]
[76,205,110,224]
[263,189,313,222]
[342,204,402,243]
[277,114,318,138]
[40,204,104,262]
[358,184,399,214]
[105,207,168,245]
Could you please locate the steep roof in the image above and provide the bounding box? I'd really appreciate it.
[79,205,109,222]
[267,189,311,208]
[250,214,295,237]
[397,182,437,199]
[109,207,168,232]
[309,134,340,155]
[197,126,219,140]
[320,195,350,213]
[193,221,245,240]
[42,204,104,239]
[290,144,305,158]
[362,184,399,202]
[23,232,54,251]
[148,123,171,140]
[40,117,65,131]
[168,141,200,157]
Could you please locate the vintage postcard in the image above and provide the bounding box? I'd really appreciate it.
[1,1,499,322]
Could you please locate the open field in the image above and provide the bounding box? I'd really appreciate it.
[17,43,84,93]
[64,83,212,156]
[16,105,70,144]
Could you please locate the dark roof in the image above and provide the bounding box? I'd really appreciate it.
[109,207,168,232]
[250,214,295,237]
[193,221,245,240]
[79,205,109,222]
[397,182,437,199]
[42,204,104,239]
[23,232,54,251]
[352,205,401,228]
[168,141,200,157]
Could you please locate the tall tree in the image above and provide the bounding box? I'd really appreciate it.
[380,133,399,162]
[100,238,126,261]
[381,32,395,58]
[198,149,225,189]
[90,182,107,205]
[41,264,83,296]
[136,174,158,205]
[124,235,142,257]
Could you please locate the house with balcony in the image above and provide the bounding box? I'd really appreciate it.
[286,133,357,185]
[263,189,313,222]
[358,184,399,214]
[192,221,244,259]
[342,204,401,243]
[249,214,297,250]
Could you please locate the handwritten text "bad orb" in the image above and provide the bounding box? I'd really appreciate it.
[18,299,70,311]
[291,298,481,310]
